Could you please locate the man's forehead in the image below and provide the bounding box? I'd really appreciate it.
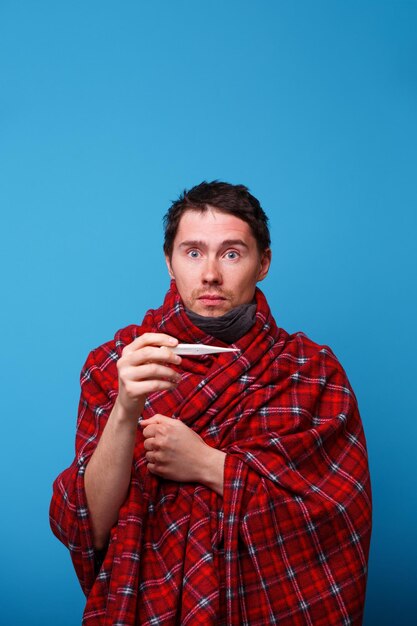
[175,208,253,240]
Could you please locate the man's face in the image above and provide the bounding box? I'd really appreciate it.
[165,208,271,317]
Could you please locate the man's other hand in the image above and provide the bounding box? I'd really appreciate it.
[140,415,225,496]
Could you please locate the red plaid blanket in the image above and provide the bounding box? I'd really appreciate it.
[50,284,371,625]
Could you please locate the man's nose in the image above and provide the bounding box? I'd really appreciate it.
[201,257,222,284]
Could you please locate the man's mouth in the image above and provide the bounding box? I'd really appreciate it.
[197,294,227,304]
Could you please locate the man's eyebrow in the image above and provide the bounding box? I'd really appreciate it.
[221,239,249,248]
[178,240,207,249]
[178,239,249,249]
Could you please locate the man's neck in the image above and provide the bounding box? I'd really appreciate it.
[185,302,257,344]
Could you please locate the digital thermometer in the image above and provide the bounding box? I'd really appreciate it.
[172,343,240,356]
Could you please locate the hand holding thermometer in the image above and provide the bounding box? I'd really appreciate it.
[172,343,240,356]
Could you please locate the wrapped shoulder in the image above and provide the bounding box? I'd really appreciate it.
[288,332,350,379]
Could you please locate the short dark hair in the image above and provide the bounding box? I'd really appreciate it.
[163,180,271,258]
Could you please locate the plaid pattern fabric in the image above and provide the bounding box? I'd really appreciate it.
[50,283,371,625]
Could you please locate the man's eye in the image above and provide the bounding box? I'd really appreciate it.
[187,250,200,258]
[225,251,239,260]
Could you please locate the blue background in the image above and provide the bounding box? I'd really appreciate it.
[1,2,416,624]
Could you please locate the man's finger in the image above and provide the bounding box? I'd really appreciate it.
[142,424,159,439]
[124,363,181,383]
[123,333,178,354]
[126,345,182,367]
[140,417,158,428]
[143,438,155,451]
[140,414,168,427]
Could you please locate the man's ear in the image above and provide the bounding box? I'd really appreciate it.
[165,255,175,280]
[257,248,272,282]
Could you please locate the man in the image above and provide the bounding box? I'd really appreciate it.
[50,181,372,625]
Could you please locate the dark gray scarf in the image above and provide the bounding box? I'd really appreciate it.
[185,302,257,344]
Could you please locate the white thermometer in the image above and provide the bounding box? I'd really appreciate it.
[172,343,240,356]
